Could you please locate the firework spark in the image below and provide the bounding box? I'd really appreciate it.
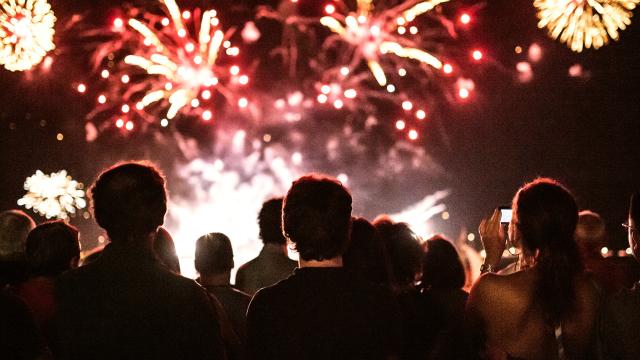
[319,0,448,86]
[88,0,247,132]
[0,0,56,71]
[535,0,640,52]
[17,170,86,220]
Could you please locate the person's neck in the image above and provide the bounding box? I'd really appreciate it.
[109,232,155,253]
[263,242,288,255]
[299,256,343,268]
[199,271,231,287]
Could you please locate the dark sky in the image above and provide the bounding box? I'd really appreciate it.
[1,0,639,249]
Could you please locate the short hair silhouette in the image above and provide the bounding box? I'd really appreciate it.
[25,221,80,277]
[258,198,286,245]
[0,210,36,260]
[195,233,234,275]
[374,217,422,286]
[421,235,465,290]
[282,174,352,261]
[343,217,376,273]
[154,227,181,273]
[90,162,167,240]
[343,217,390,286]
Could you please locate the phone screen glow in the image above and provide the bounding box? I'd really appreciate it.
[500,209,512,223]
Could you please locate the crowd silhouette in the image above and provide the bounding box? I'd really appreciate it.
[1,161,639,359]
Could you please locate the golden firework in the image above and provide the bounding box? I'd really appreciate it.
[0,0,56,71]
[535,0,639,52]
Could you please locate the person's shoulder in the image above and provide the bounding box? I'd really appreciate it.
[600,286,640,347]
[56,261,98,289]
[161,269,207,294]
[229,287,252,302]
[605,286,640,311]
[247,283,276,315]
[479,268,534,292]
[249,273,295,303]
[470,272,501,292]
[285,257,297,267]
[230,286,251,296]
[467,272,517,310]
[237,256,261,273]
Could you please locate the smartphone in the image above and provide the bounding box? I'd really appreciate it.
[499,207,512,224]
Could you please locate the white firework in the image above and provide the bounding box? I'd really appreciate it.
[17,170,86,219]
[390,189,450,238]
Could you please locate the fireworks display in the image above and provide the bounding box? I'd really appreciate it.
[17,170,86,220]
[2,0,636,279]
[77,0,479,143]
[0,0,56,71]
[86,0,248,133]
[535,0,640,52]
[167,133,304,278]
[165,129,449,278]
[73,0,468,269]
[319,0,447,87]
[294,0,476,142]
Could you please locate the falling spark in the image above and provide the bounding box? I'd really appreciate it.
[17,170,86,220]
[0,0,56,71]
[535,0,640,52]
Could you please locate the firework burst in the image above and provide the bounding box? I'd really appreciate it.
[17,170,86,220]
[320,0,449,87]
[0,0,56,71]
[535,0,640,52]
[87,0,248,133]
[300,0,472,141]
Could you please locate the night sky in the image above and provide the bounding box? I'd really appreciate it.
[1,0,639,251]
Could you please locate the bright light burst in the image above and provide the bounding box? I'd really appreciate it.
[17,170,86,220]
[166,129,448,279]
[167,131,303,278]
[88,0,247,132]
[389,189,449,238]
[535,0,640,52]
[320,0,448,86]
[0,0,56,71]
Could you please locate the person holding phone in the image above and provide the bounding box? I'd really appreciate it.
[465,178,600,359]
